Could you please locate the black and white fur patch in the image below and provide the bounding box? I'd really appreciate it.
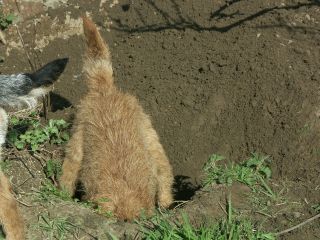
[0,58,68,110]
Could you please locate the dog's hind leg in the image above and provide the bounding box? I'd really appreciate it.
[59,122,84,195]
[0,171,25,240]
[0,109,25,240]
[140,113,174,208]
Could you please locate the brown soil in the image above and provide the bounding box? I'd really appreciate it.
[1,0,320,239]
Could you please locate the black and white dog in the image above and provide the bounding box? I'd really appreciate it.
[0,58,68,240]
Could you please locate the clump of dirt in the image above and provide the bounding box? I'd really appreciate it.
[1,0,320,239]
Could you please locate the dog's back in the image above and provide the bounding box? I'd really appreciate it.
[78,17,157,219]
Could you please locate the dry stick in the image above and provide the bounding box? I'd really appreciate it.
[17,176,32,188]
[67,222,98,240]
[173,200,189,209]
[218,201,228,216]
[11,148,36,178]
[14,0,21,13]
[275,213,320,236]
[32,19,50,120]
[42,96,48,120]
[16,198,33,207]
[133,231,140,240]
[15,25,35,72]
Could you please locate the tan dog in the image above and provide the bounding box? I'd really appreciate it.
[59,17,174,220]
[0,58,68,239]
[0,110,24,240]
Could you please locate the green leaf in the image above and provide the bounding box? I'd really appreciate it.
[15,141,25,149]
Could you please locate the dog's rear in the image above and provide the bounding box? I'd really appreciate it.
[82,16,157,219]
[0,58,68,239]
[60,17,174,221]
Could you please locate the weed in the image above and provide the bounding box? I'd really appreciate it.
[37,181,72,203]
[37,213,77,240]
[44,159,63,185]
[0,10,15,30]
[77,198,114,218]
[7,112,70,152]
[203,153,274,198]
[140,200,275,240]
[37,181,114,217]
[312,204,320,213]
[0,160,10,172]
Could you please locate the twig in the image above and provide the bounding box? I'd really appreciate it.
[32,153,45,167]
[0,30,6,45]
[15,24,35,71]
[14,0,21,13]
[218,201,228,216]
[11,148,35,178]
[16,198,33,207]
[173,200,189,209]
[275,213,320,236]
[68,222,98,240]
[17,176,32,188]
[254,210,272,218]
[42,96,48,121]
[133,231,140,240]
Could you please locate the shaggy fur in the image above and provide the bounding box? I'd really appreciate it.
[0,58,68,240]
[59,17,174,220]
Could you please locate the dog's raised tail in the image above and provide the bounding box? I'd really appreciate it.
[82,16,114,90]
[82,16,111,60]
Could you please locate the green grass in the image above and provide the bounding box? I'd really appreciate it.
[203,153,275,198]
[36,180,113,218]
[37,181,72,203]
[140,199,275,240]
[76,198,114,218]
[0,159,11,172]
[36,213,78,240]
[7,112,70,152]
[312,204,320,213]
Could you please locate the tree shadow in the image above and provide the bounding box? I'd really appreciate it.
[111,0,319,33]
[173,175,200,201]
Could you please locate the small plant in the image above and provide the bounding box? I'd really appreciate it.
[312,204,320,213]
[140,201,275,240]
[37,181,72,203]
[78,198,114,218]
[7,112,70,152]
[44,159,62,185]
[37,213,77,240]
[203,153,274,198]
[0,160,10,172]
[37,181,114,217]
[0,11,15,30]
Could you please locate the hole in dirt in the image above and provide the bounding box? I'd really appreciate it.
[49,92,72,112]
[73,181,86,200]
[173,175,200,201]
[121,4,130,12]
